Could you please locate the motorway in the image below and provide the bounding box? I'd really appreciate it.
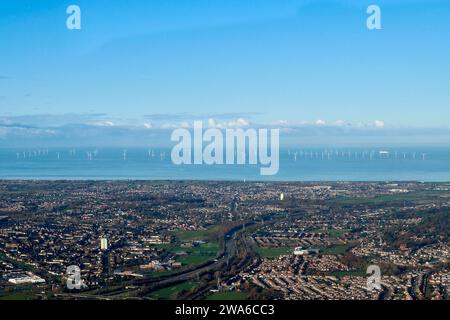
[59,221,256,300]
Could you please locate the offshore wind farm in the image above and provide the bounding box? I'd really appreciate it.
[1,146,449,181]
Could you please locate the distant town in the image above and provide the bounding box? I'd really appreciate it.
[0,181,448,300]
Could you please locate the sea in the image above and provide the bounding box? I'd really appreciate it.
[1,147,450,181]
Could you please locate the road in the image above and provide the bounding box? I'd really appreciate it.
[61,221,255,300]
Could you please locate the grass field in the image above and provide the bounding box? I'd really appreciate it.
[167,226,222,267]
[205,291,248,300]
[147,282,197,300]
[255,246,294,258]
[320,244,352,255]
[173,241,220,266]
[0,291,36,300]
[310,228,348,238]
[172,225,223,241]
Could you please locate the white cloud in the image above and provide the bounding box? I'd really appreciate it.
[207,118,218,128]
[273,120,289,126]
[207,118,249,129]
[228,118,249,127]
[93,121,115,127]
[374,120,385,128]
[315,119,326,125]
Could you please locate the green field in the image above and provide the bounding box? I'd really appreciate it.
[255,246,293,258]
[176,254,213,266]
[320,244,352,255]
[0,291,36,300]
[205,291,248,300]
[310,228,348,238]
[173,241,220,266]
[166,226,222,267]
[147,282,197,300]
[172,225,223,241]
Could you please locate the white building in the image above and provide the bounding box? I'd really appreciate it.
[100,237,108,250]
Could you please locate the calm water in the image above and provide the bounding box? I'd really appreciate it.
[1,147,450,181]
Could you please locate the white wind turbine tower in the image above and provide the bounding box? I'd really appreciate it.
[123,149,127,161]
[422,153,426,160]
[403,152,407,159]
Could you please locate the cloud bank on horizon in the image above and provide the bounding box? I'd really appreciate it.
[1,113,450,147]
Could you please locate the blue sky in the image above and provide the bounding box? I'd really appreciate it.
[1,0,450,146]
